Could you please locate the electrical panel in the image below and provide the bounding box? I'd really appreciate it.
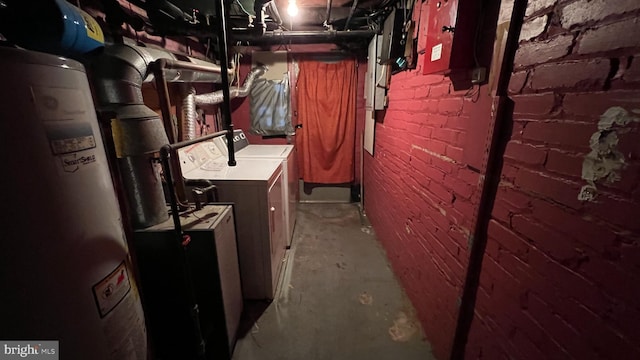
[422,0,479,75]
[365,35,387,111]
[380,9,408,66]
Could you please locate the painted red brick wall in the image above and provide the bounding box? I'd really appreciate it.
[362,2,498,357]
[362,0,502,358]
[363,69,491,360]
[365,0,640,359]
[465,0,640,359]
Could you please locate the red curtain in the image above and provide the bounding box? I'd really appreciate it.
[296,58,357,184]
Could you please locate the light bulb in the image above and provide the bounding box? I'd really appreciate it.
[287,1,299,16]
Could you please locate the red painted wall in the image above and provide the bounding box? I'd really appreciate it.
[363,74,489,358]
[364,0,640,359]
[466,0,640,359]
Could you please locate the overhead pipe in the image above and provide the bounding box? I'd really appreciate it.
[231,29,376,44]
[193,66,267,105]
[343,0,359,30]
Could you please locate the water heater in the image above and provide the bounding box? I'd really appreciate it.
[0,47,148,359]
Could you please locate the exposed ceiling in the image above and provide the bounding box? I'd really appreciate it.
[110,0,397,49]
[0,0,399,53]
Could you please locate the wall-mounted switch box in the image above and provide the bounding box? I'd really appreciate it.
[422,0,480,75]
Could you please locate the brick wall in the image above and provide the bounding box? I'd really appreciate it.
[363,70,494,359]
[362,2,497,358]
[363,86,479,358]
[465,0,640,359]
[364,0,640,359]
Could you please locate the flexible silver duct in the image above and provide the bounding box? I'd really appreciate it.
[181,86,197,140]
[194,65,267,105]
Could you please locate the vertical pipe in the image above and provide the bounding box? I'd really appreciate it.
[153,59,188,204]
[159,145,206,359]
[215,0,237,166]
[324,0,333,27]
[343,0,359,31]
[155,64,176,144]
[449,1,527,359]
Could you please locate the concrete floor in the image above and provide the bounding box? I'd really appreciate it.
[232,203,435,360]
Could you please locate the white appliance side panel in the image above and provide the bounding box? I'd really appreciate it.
[213,181,271,299]
[267,170,286,295]
[228,145,297,246]
[286,149,298,246]
[213,208,243,350]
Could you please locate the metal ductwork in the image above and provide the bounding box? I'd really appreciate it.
[194,66,267,105]
[176,66,266,145]
[92,42,232,106]
[91,42,234,229]
[180,86,197,140]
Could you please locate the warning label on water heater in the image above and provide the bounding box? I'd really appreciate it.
[92,262,132,318]
[45,121,96,155]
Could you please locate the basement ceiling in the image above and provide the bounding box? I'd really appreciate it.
[105,0,397,47]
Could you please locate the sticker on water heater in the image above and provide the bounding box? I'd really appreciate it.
[92,261,132,318]
[45,121,96,155]
[60,153,96,173]
[32,86,86,122]
[431,43,443,62]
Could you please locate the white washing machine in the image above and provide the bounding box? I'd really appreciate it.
[213,134,298,248]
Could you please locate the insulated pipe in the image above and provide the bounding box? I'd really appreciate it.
[231,29,376,44]
[194,66,267,105]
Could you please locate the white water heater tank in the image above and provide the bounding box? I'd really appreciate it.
[0,47,148,359]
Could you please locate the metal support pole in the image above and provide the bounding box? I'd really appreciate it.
[215,0,237,166]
